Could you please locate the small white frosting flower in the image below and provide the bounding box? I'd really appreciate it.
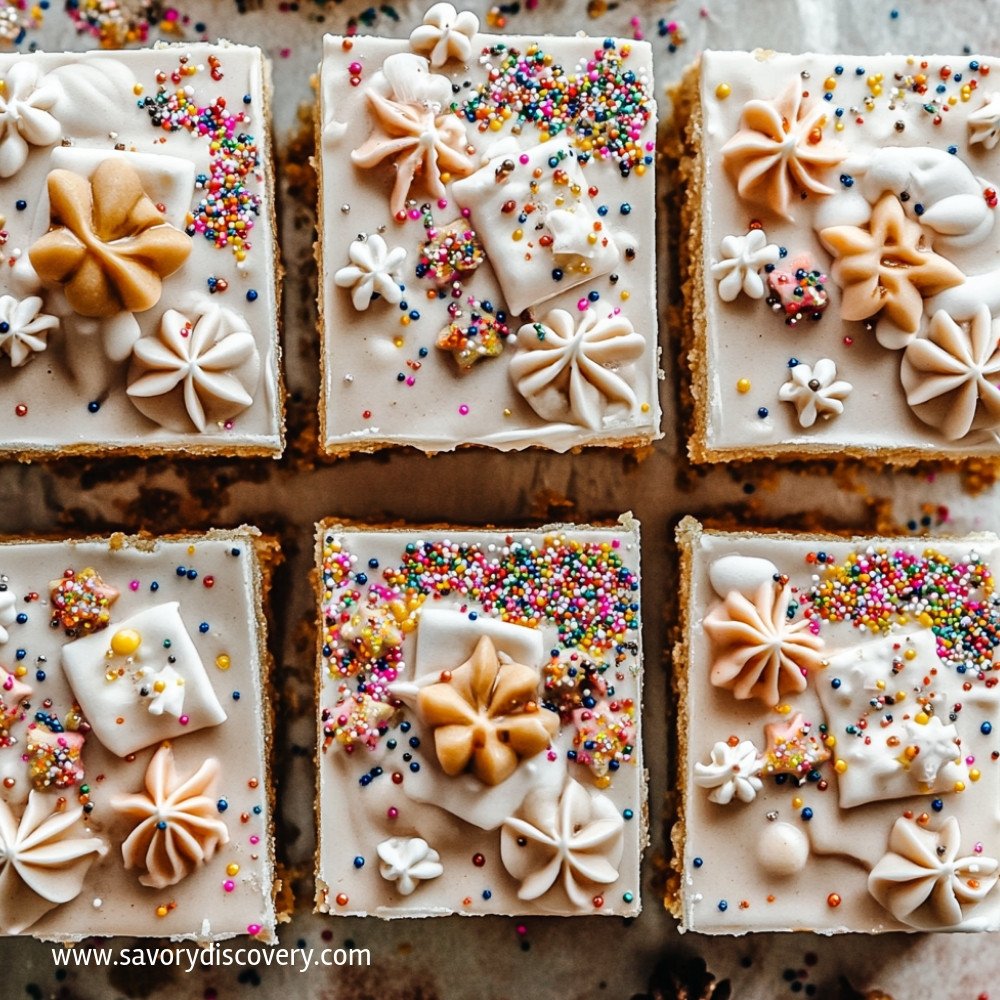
[899,716,960,785]
[335,234,407,311]
[377,836,443,896]
[409,3,479,67]
[778,358,852,428]
[0,62,61,178]
[694,739,763,805]
[0,294,58,368]
[969,92,1000,149]
[711,229,781,302]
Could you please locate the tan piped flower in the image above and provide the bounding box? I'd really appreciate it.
[416,635,559,786]
[111,744,229,889]
[703,581,824,705]
[28,159,191,319]
[721,77,846,219]
[819,193,964,335]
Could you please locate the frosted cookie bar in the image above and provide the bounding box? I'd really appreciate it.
[0,528,279,940]
[0,44,283,458]
[673,517,1000,933]
[681,50,1000,463]
[317,6,659,454]
[315,518,645,916]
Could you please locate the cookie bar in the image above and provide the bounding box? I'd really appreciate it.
[673,516,1000,933]
[317,6,659,454]
[0,528,279,940]
[0,44,283,458]
[681,50,1000,463]
[315,518,645,916]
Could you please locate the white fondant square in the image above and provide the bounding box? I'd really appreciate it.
[452,139,619,316]
[61,600,226,757]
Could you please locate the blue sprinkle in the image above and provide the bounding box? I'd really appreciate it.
[15,613,27,625]
[789,357,800,368]
[801,807,814,821]
[15,200,26,211]
[718,900,728,911]
[353,856,365,869]
[232,691,241,701]
[597,205,608,216]
[835,65,844,75]
[176,566,187,577]
[757,407,769,418]
[840,174,854,187]
[623,808,634,820]
[157,820,167,830]
[693,856,703,868]
[187,569,198,580]
[199,622,210,633]
[409,736,420,749]
[982,721,993,735]
[620,202,632,215]
[150,581,159,592]
[231,547,241,556]
[87,401,100,413]
[482,890,492,900]
[35,670,45,682]
[947,145,958,154]
[418,347,429,358]
[915,203,925,215]
[588,290,600,302]
[400,721,411,733]
[216,798,228,812]
[246,289,258,302]
[831,678,842,689]
[932,799,944,812]
[409,761,420,772]
[355,572,368,585]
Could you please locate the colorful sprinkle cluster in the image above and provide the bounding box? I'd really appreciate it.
[384,534,640,653]
[460,40,655,176]
[569,697,635,786]
[321,690,395,754]
[805,547,1000,674]
[25,719,85,791]
[141,56,261,263]
[417,224,485,287]
[436,299,511,368]
[766,262,830,326]
[0,1,43,45]
[49,567,118,636]
[65,0,190,47]
[817,57,992,132]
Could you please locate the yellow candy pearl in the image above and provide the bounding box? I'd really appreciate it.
[110,628,142,656]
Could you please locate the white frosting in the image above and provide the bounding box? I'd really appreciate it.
[901,305,1000,441]
[835,146,995,250]
[868,817,998,929]
[452,140,621,316]
[969,92,1000,149]
[409,3,479,67]
[499,777,624,910]
[815,630,981,808]
[127,301,261,434]
[0,791,106,934]
[111,746,230,889]
[694,739,763,805]
[0,587,17,645]
[61,601,226,758]
[334,234,407,311]
[708,554,779,599]
[777,358,852,428]
[510,306,645,430]
[0,61,60,178]
[138,664,187,718]
[376,836,443,895]
[0,294,57,368]
[710,229,781,302]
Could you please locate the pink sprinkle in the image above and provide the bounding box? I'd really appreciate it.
[458,404,469,415]
[406,376,415,386]
[437,198,448,209]
[250,835,260,845]
[546,749,557,761]
[387,806,399,819]
[179,715,190,726]
[247,924,262,935]
[223,880,235,892]
[577,298,589,311]
[129,580,140,591]
[460,206,471,218]
[348,62,362,75]
[408,208,421,220]
[519,153,530,164]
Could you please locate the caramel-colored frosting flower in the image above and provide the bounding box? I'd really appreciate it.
[703,581,824,705]
[721,77,846,219]
[351,53,475,217]
[819,193,964,336]
[29,158,192,319]
[111,744,229,889]
[416,634,559,786]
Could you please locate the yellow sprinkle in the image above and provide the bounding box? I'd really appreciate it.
[776,703,792,715]
[216,654,231,671]
[226,863,240,876]
[187,544,196,556]
[834,759,847,774]
[715,82,732,99]
[835,121,845,132]
[640,402,650,413]
[512,229,523,241]
[915,712,929,725]
[904,647,917,660]
[823,77,837,91]
[595,774,612,789]
[503,408,512,417]
[393,336,405,348]
[488,118,503,132]
[619,290,630,301]
[792,797,803,809]
[736,378,751,394]
[155,906,168,918]
[970,769,981,782]
[110,629,142,657]
[824,735,837,748]
[895,691,906,702]
[876,679,886,690]
[955,781,966,792]
[918,612,934,628]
